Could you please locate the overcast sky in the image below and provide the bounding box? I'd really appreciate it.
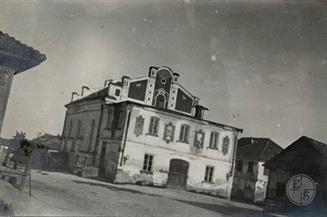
[1,0,327,147]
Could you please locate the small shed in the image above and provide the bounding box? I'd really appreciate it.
[264,136,327,216]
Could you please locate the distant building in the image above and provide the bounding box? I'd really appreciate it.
[0,31,46,134]
[31,133,61,151]
[264,136,327,216]
[59,66,242,198]
[232,137,282,203]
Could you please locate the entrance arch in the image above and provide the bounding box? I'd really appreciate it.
[167,159,189,189]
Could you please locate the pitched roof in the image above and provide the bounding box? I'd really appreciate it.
[264,136,327,169]
[31,134,61,150]
[0,31,46,74]
[236,137,283,161]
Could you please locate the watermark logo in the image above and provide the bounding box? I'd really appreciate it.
[286,174,316,206]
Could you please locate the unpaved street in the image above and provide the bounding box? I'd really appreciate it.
[24,170,263,216]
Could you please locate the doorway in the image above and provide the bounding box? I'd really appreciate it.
[167,159,189,189]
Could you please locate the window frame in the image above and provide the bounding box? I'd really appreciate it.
[115,89,121,96]
[276,182,286,198]
[142,153,154,173]
[148,116,160,136]
[247,161,254,173]
[209,131,219,150]
[236,160,243,172]
[179,124,190,143]
[204,165,215,183]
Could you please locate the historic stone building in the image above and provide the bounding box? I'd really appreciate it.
[231,137,283,204]
[60,66,242,198]
[0,31,46,134]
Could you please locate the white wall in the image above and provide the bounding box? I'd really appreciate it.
[115,105,238,198]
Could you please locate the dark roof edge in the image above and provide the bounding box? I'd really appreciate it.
[264,136,326,169]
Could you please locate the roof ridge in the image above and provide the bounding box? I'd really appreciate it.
[258,139,270,160]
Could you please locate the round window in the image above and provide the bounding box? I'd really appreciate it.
[161,78,167,84]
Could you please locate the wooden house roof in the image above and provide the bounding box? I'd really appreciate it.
[237,137,283,162]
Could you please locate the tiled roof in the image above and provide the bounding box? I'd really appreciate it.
[237,137,283,161]
[0,31,46,74]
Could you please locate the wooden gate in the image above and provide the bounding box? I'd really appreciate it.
[167,159,189,189]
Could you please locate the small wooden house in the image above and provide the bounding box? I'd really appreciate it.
[264,136,327,216]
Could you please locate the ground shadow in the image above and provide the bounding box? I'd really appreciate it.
[173,199,263,216]
[72,180,162,198]
[73,179,263,216]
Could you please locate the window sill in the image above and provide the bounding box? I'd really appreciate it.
[177,140,189,144]
[202,180,214,184]
[207,147,218,150]
[140,170,153,175]
[146,133,158,137]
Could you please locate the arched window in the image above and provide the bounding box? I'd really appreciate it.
[155,94,166,109]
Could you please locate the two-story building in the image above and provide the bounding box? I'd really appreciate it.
[59,66,242,198]
[231,137,283,204]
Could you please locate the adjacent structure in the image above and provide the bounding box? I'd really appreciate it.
[0,31,46,134]
[231,137,283,203]
[60,66,242,198]
[264,136,327,215]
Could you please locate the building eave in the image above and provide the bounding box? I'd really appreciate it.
[0,31,46,74]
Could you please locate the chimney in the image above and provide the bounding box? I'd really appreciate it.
[194,105,209,120]
[81,85,90,96]
[104,79,113,87]
[71,92,79,102]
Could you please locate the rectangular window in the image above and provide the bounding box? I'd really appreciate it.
[247,161,254,173]
[209,132,219,149]
[276,182,286,198]
[204,166,214,182]
[143,154,153,172]
[179,124,190,143]
[115,89,121,96]
[114,110,124,130]
[148,117,159,136]
[236,160,243,172]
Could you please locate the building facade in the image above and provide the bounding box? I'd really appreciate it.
[231,138,283,204]
[264,136,327,216]
[60,66,242,198]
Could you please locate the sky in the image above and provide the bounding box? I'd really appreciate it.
[1,0,327,147]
